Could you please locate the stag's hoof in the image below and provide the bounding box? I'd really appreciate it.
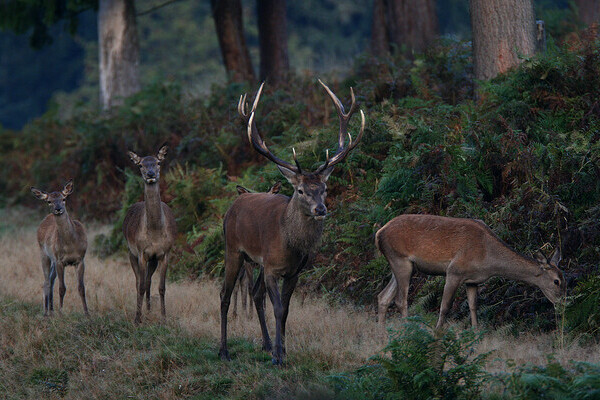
[262,340,272,353]
[219,348,231,361]
[271,354,284,366]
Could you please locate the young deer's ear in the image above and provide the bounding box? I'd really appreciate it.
[157,144,168,162]
[318,166,334,182]
[277,165,299,185]
[534,250,547,264]
[62,180,74,197]
[30,187,48,201]
[549,247,562,266]
[128,151,142,166]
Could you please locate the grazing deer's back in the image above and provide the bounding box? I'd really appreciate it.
[377,214,489,262]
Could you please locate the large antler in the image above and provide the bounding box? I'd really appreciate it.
[238,83,302,174]
[315,79,365,173]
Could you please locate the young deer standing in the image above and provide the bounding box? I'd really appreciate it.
[31,180,89,316]
[376,214,566,328]
[123,145,177,324]
[219,81,365,364]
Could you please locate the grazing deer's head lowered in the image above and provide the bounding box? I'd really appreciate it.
[30,180,88,316]
[219,81,365,365]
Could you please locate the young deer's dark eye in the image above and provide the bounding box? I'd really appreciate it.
[298,189,303,195]
[554,279,560,286]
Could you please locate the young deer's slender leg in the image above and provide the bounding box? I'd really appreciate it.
[157,254,168,319]
[49,263,56,313]
[436,271,462,329]
[135,254,148,324]
[252,267,272,352]
[41,256,53,316]
[466,284,478,328]
[219,250,244,361]
[56,263,66,312]
[265,272,285,365]
[77,260,89,315]
[145,258,158,312]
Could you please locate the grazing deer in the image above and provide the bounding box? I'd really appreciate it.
[123,145,177,324]
[376,214,566,329]
[219,81,365,364]
[31,180,89,316]
[232,182,282,319]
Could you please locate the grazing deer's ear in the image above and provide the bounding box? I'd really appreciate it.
[534,250,547,264]
[157,144,168,162]
[270,181,282,194]
[30,187,48,200]
[62,180,74,197]
[550,247,562,266]
[318,166,334,182]
[277,165,299,185]
[236,185,250,195]
[128,151,142,166]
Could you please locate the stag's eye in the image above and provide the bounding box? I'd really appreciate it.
[554,279,560,286]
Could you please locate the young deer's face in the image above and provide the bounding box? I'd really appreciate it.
[31,181,73,216]
[534,249,566,303]
[128,145,168,185]
[279,166,332,220]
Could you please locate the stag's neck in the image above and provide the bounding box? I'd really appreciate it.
[54,210,76,240]
[144,183,164,231]
[281,199,324,254]
[490,244,541,284]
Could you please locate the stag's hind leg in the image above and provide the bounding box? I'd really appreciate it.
[219,249,244,361]
[280,273,299,356]
[77,260,89,315]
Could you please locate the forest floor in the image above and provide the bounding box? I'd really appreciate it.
[1,207,598,399]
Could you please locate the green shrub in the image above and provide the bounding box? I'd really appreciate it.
[566,274,600,340]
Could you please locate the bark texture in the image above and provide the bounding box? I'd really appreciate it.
[370,0,438,57]
[98,0,141,110]
[211,0,255,82]
[575,0,600,26]
[470,0,536,81]
[257,0,289,84]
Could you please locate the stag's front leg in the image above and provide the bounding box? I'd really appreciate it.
[280,274,299,356]
[265,273,285,365]
[252,267,272,352]
[157,254,168,320]
[77,260,89,316]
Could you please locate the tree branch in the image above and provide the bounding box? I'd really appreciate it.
[137,0,184,16]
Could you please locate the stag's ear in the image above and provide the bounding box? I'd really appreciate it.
[550,247,562,266]
[62,180,73,197]
[128,151,142,166]
[30,187,48,200]
[318,166,334,182]
[157,144,168,162]
[534,250,547,264]
[270,181,282,194]
[236,185,250,195]
[277,165,299,185]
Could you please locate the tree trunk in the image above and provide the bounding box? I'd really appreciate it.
[257,0,289,84]
[211,0,255,82]
[470,0,536,81]
[574,0,600,26]
[98,0,141,110]
[370,0,438,57]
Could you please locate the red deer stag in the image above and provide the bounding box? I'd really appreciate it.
[376,214,566,328]
[31,180,89,316]
[123,145,177,324]
[232,182,282,319]
[219,81,365,364]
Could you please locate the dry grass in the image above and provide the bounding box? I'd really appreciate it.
[1,207,598,398]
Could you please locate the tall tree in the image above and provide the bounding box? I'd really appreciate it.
[211,0,255,82]
[257,0,289,83]
[470,0,536,81]
[574,0,600,26]
[98,0,140,110]
[370,0,438,57]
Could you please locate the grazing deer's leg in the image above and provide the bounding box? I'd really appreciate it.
[77,260,89,315]
[41,256,52,316]
[135,254,148,324]
[466,284,478,328]
[377,276,397,326]
[158,254,168,319]
[252,267,272,352]
[240,265,249,316]
[436,272,462,329]
[280,274,299,356]
[56,263,66,312]
[244,264,255,319]
[219,250,243,361]
[390,257,413,319]
[265,273,285,365]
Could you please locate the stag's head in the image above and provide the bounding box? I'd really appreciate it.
[238,81,365,220]
[31,180,73,216]
[128,145,168,184]
[533,248,566,304]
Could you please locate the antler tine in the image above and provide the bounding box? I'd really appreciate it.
[238,93,248,118]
